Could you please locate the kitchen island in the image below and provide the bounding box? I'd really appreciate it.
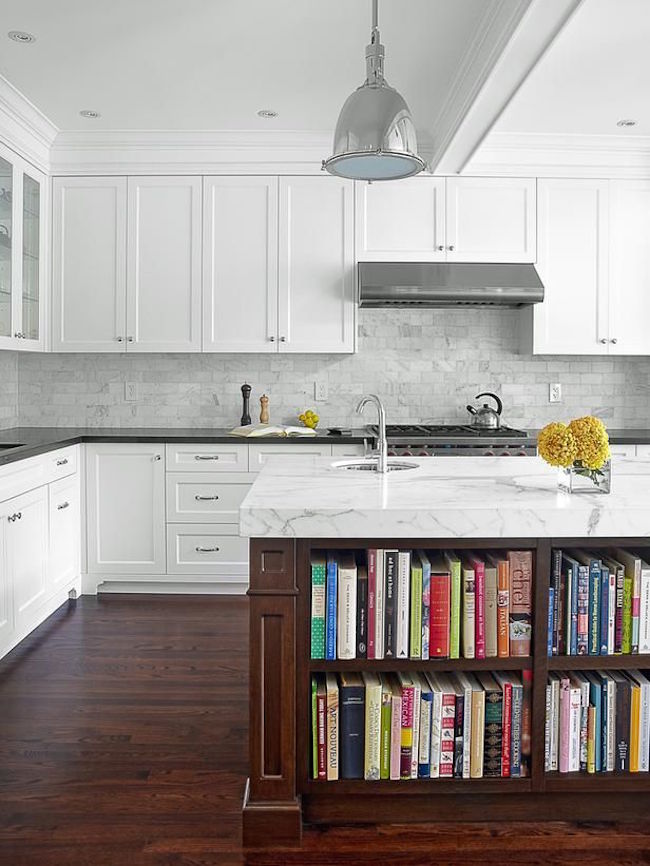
[240,456,650,847]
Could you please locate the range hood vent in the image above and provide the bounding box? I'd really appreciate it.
[358,262,544,308]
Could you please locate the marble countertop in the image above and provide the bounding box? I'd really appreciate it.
[239,454,650,539]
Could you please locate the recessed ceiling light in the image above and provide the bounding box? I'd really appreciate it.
[8,30,36,44]
[79,110,101,119]
[257,109,278,119]
[617,119,637,127]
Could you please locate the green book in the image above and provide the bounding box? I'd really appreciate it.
[446,553,462,659]
[380,676,392,780]
[311,676,318,779]
[622,575,633,654]
[409,555,423,659]
[310,553,327,659]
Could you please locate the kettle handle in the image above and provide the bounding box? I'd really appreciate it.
[475,392,503,416]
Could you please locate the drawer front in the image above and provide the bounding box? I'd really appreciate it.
[47,445,78,482]
[331,442,367,458]
[248,442,332,471]
[166,474,251,523]
[166,524,248,576]
[49,475,80,591]
[0,454,47,503]
[166,443,248,472]
[610,444,637,458]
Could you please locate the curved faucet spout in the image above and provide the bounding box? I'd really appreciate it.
[356,394,388,473]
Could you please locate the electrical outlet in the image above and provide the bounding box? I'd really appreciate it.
[549,382,562,403]
[314,381,328,401]
[125,382,138,402]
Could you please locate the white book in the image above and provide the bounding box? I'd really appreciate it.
[639,561,650,654]
[574,674,590,771]
[427,676,443,779]
[630,669,650,772]
[461,561,476,659]
[608,571,616,655]
[550,675,560,772]
[455,671,475,779]
[602,672,616,772]
[410,673,421,779]
[374,549,385,660]
[568,682,582,772]
[389,676,402,781]
[484,562,498,658]
[415,673,432,776]
[362,672,382,781]
[396,550,411,659]
[336,552,357,660]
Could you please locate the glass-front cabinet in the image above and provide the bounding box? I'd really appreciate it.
[0,142,45,351]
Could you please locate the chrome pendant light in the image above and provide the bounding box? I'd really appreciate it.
[323,0,425,181]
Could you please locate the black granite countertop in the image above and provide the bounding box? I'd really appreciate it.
[0,426,372,467]
[528,429,650,446]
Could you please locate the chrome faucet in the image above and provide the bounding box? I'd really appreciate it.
[356,394,388,473]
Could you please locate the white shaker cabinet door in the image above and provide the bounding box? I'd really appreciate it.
[608,180,650,355]
[126,176,202,352]
[533,179,610,355]
[52,177,127,351]
[445,177,536,263]
[203,176,278,352]
[4,486,48,629]
[0,519,13,648]
[278,176,355,353]
[48,474,81,593]
[86,444,166,575]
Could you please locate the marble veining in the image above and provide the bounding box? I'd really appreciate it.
[239,455,650,539]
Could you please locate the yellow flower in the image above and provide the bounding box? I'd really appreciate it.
[568,416,610,470]
[537,422,578,468]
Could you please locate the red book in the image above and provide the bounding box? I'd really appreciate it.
[367,550,376,660]
[316,677,327,780]
[429,564,451,658]
[398,673,415,780]
[470,555,486,659]
[508,550,533,657]
[437,675,456,778]
[500,678,512,778]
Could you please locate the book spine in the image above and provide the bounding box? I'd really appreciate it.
[453,692,464,779]
[317,687,327,780]
[337,567,357,660]
[357,567,368,659]
[462,570,475,659]
[622,576,633,654]
[384,552,396,658]
[579,680,589,771]
[450,560,461,659]
[462,687,472,779]
[576,566,589,655]
[325,559,337,661]
[568,563,578,655]
[409,565,423,660]
[608,572,616,655]
[548,680,558,772]
[497,560,510,657]
[470,692,485,779]
[501,681,512,778]
[326,683,339,781]
[615,567,625,654]
[639,684,650,772]
[510,684,522,777]
[483,690,503,778]
[557,562,566,656]
[367,550,376,660]
[474,560,486,660]
[599,567,609,656]
[485,567,498,658]
[396,552,411,659]
[364,681,382,781]
[439,692,455,778]
[421,563,431,661]
[547,587,554,657]
[410,683,421,779]
[615,678,631,773]
[429,690,442,779]
[430,574,451,658]
[380,688,391,781]
[389,689,402,781]
[630,685,640,773]
[632,564,641,655]
[587,704,596,774]
[521,670,533,777]
[375,551,385,660]
[399,685,414,780]
[418,693,432,778]
[311,561,326,659]
[588,562,600,656]
[640,572,650,654]
[509,551,533,657]
[551,549,562,655]
[311,677,318,779]
[340,686,365,779]
[544,684,551,772]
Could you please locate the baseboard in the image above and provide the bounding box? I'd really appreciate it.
[82,573,248,595]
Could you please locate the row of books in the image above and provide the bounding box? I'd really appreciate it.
[311,549,533,661]
[548,549,650,656]
[545,670,650,773]
[311,670,532,781]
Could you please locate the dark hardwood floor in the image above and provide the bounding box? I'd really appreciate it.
[1,595,649,866]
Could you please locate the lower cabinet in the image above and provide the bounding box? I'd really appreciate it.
[4,486,49,631]
[49,475,81,591]
[166,524,248,580]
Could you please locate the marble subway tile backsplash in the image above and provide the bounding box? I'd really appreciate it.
[15,309,650,429]
[0,352,18,430]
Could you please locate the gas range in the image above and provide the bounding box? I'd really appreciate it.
[368,424,535,457]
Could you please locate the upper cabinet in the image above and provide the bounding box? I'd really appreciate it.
[0,142,46,352]
[356,176,536,263]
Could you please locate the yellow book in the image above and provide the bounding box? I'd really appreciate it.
[362,672,382,781]
[470,687,485,779]
[325,673,339,781]
[587,704,596,774]
[630,681,641,773]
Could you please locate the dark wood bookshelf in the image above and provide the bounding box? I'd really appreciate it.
[545,772,650,792]
[309,656,532,673]
[548,655,650,671]
[300,776,532,795]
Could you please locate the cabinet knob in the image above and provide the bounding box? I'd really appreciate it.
[195,546,220,553]
[127,336,134,342]
[57,501,70,510]
[280,336,287,342]
[448,245,455,251]
[116,336,124,342]
[600,338,608,344]
[610,338,618,344]
[153,454,162,461]
[269,336,276,342]
[437,245,444,251]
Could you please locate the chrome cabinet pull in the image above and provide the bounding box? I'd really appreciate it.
[194,455,219,461]
[56,458,69,466]
[57,501,70,510]
[269,336,276,342]
[611,338,618,344]
[8,512,22,522]
[116,336,124,342]
[195,546,220,553]
[600,338,608,344]
[448,244,455,251]
[153,454,162,461]
[195,495,219,501]
[437,245,444,251]
[127,336,134,342]
[279,336,287,342]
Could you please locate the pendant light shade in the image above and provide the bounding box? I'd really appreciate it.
[323,0,425,181]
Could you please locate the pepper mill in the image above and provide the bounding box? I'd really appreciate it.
[259,394,269,424]
[240,383,252,426]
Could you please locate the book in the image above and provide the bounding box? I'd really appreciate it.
[611,670,631,772]
[488,554,510,658]
[311,676,318,779]
[310,552,326,659]
[325,554,338,661]
[484,559,498,658]
[414,672,433,778]
[433,673,456,778]
[388,674,402,781]
[229,422,317,437]
[587,704,596,774]
[356,564,368,659]
[615,549,642,654]
[599,562,610,656]
[629,669,650,772]
[337,552,357,660]
[409,553,423,660]
[629,674,641,773]
[460,558,476,659]
[622,575,633,655]
[374,549,386,660]
[583,672,603,773]
[494,672,517,778]
[396,551,411,659]
[547,587,554,657]
[566,554,589,656]
[379,676,392,780]
[562,553,579,655]
[418,550,431,660]
[559,674,581,773]
[637,556,650,654]
[469,676,486,779]
[315,674,327,780]
[445,552,462,659]
[383,550,397,658]
[339,672,365,779]
[477,672,503,777]
[397,672,415,780]
[451,679,465,779]
[550,549,562,655]
[521,669,533,776]
[367,550,377,660]
[410,674,422,779]
[508,550,533,657]
[326,673,339,781]
[469,555,486,660]
[362,672,382,781]
[427,675,443,779]
[429,556,451,658]
[455,671,477,780]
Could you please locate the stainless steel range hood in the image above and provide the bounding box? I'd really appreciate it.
[358,262,544,308]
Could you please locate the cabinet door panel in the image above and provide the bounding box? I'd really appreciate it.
[356,177,446,261]
[609,180,650,355]
[446,177,536,263]
[52,177,127,351]
[203,177,278,352]
[533,179,609,355]
[127,177,201,352]
[0,521,13,648]
[6,487,48,627]
[278,177,355,353]
[86,444,165,574]
[49,475,80,592]
[20,165,46,349]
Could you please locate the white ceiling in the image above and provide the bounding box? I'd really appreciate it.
[0,0,490,135]
[496,0,650,136]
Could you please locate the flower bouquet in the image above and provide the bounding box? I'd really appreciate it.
[537,416,611,494]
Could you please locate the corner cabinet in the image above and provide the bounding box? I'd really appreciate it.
[0,142,46,351]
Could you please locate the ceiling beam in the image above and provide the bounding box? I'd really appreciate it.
[428,0,584,176]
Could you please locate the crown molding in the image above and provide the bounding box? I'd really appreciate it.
[466,131,650,178]
[0,75,57,172]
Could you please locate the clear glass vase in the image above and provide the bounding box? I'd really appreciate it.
[558,460,611,494]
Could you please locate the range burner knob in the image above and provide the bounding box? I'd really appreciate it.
[484,450,495,456]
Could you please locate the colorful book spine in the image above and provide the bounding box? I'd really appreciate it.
[481,680,502,778]
[410,678,421,779]
[326,673,339,781]
[623,576,633,654]
[399,678,414,780]
[339,675,365,779]
[501,679,512,778]
[588,560,600,656]
[576,565,589,655]
[474,558,486,660]
[311,676,318,779]
[485,563,498,658]
[325,555,337,661]
[430,571,451,658]
[521,669,533,777]
[453,691,464,779]
[509,550,533,657]
[510,681,523,777]
[462,565,476,659]
[587,705,596,774]
[367,550,377,660]
[599,565,610,656]
[310,555,326,659]
[615,565,625,654]
[417,682,432,779]
[409,556,423,660]
[337,555,357,660]
[380,680,392,781]
[448,555,462,659]
[613,672,631,772]
[429,685,442,779]
[363,673,382,781]
[357,565,368,658]
[496,558,510,657]
[608,570,616,655]
[640,566,650,654]
[396,551,411,659]
[419,552,431,660]
[316,676,327,780]
[551,549,562,655]
[383,550,397,658]
[389,679,402,781]
[439,687,455,778]
[568,559,578,655]
[547,587,554,657]
[375,549,385,660]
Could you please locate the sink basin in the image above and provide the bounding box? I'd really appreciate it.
[332,459,418,472]
[0,443,24,451]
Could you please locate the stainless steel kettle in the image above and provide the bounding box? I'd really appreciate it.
[466,392,503,429]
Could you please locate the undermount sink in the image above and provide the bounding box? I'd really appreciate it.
[331,459,418,473]
[0,443,24,451]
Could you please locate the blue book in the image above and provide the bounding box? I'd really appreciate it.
[510,680,523,778]
[585,672,602,773]
[599,564,610,656]
[547,587,554,657]
[418,676,433,778]
[339,672,365,779]
[562,554,579,655]
[418,550,431,660]
[588,558,601,655]
[576,565,589,655]
[325,554,338,660]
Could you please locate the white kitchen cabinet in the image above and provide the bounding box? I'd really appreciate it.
[166,524,248,579]
[86,443,166,575]
[52,177,127,351]
[356,177,446,262]
[3,486,48,629]
[165,442,249,472]
[278,176,355,353]
[248,442,333,471]
[0,142,46,351]
[203,176,278,352]
[0,519,12,647]
[533,179,610,355]
[166,473,251,523]
[48,474,80,592]
[126,177,202,352]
